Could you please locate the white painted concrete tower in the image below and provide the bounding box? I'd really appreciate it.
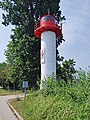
[40,31,56,88]
[34,15,62,89]
[41,31,56,78]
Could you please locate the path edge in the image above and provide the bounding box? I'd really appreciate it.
[7,100,24,120]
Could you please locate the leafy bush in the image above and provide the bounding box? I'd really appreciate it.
[42,74,67,96]
[42,74,76,96]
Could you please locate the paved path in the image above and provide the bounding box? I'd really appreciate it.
[0,95,23,120]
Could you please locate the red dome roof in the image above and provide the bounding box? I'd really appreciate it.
[34,15,62,39]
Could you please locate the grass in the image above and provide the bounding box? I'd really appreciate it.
[0,87,23,96]
[9,78,90,120]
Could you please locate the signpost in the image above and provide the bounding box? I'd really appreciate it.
[23,81,28,99]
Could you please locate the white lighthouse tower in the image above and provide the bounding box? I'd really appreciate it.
[34,14,62,89]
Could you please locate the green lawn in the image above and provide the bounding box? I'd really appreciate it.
[9,79,90,120]
[0,87,22,96]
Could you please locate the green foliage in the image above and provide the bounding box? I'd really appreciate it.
[0,62,7,70]
[42,75,59,96]
[5,36,40,88]
[10,76,90,120]
[77,68,87,80]
[57,59,76,84]
[0,62,10,86]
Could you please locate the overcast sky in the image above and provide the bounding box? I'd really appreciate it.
[0,0,90,70]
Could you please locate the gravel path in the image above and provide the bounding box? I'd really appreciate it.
[0,95,23,120]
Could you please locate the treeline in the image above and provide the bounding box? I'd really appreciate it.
[0,62,17,90]
[0,62,9,89]
[0,59,76,90]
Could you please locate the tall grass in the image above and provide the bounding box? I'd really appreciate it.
[10,71,90,120]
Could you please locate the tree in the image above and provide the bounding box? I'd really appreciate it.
[0,0,65,88]
[0,62,10,89]
[0,63,8,84]
[57,59,76,84]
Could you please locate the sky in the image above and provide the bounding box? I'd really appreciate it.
[0,10,13,62]
[60,0,90,70]
[0,0,90,70]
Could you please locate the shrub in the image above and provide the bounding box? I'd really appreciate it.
[42,74,68,96]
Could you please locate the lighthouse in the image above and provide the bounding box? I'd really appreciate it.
[34,14,62,89]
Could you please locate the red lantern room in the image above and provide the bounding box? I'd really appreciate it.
[34,15,62,39]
